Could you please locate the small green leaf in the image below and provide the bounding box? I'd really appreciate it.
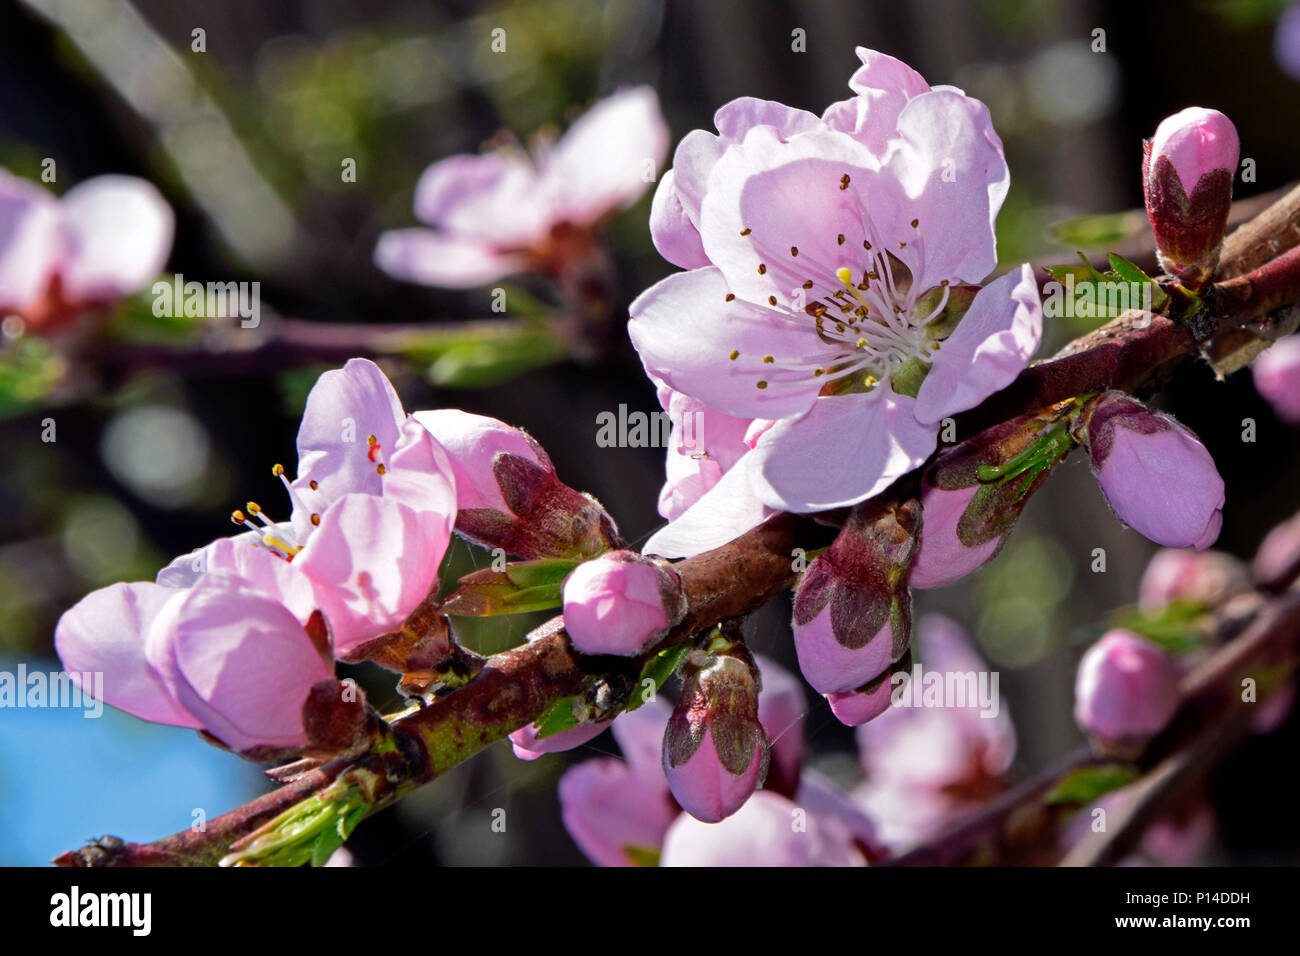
[426,324,566,389]
[1046,210,1147,250]
[627,642,691,712]
[623,844,661,867]
[441,558,581,617]
[1109,600,1208,654]
[532,695,584,740]
[1045,763,1137,807]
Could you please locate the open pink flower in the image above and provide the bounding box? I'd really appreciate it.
[376,87,667,289]
[0,170,173,332]
[631,49,1041,512]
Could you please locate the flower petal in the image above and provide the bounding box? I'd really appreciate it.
[879,88,1008,287]
[643,457,774,558]
[294,494,449,655]
[749,390,938,512]
[57,175,174,303]
[374,228,526,289]
[628,266,823,419]
[294,358,407,505]
[412,151,544,244]
[914,264,1042,425]
[649,169,709,269]
[54,581,199,728]
[0,170,61,312]
[542,86,668,225]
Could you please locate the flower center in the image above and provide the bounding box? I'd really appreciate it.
[228,437,390,562]
[727,172,955,395]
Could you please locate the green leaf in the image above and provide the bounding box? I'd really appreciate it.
[441,557,581,617]
[627,642,691,712]
[623,844,661,867]
[1045,763,1138,807]
[1109,600,1208,654]
[1046,210,1147,250]
[532,695,584,740]
[1042,252,1165,321]
[0,336,63,417]
[425,323,566,389]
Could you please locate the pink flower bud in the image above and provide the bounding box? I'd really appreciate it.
[1254,511,1300,583]
[1138,548,1250,612]
[1143,107,1239,289]
[825,653,912,727]
[909,481,1003,589]
[562,550,682,656]
[1084,392,1224,550]
[1251,337,1300,425]
[1074,630,1181,744]
[910,410,1071,589]
[663,652,768,822]
[509,718,610,761]
[791,499,917,695]
[414,408,620,559]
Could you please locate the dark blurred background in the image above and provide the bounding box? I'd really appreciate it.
[1,0,1298,865]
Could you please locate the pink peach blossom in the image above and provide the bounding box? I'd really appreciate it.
[376,87,667,289]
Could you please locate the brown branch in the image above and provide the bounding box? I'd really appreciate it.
[54,185,1300,868]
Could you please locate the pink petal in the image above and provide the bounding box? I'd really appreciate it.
[913,264,1042,425]
[643,457,774,558]
[411,408,549,513]
[374,228,526,289]
[610,697,671,774]
[697,124,883,310]
[54,581,199,728]
[628,266,823,420]
[1251,336,1300,424]
[909,482,1003,589]
[712,96,824,142]
[542,86,668,225]
[755,653,806,786]
[412,151,544,245]
[151,580,333,753]
[57,175,174,303]
[558,758,678,866]
[749,390,938,512]
[294,494,448,655]
[510,719,609,760]
[648,169,709,270]
[880,88,1008,288]
[293,358,407,505]
[0,170,62,312]
[793,603,897,695]
[660,790,863,866]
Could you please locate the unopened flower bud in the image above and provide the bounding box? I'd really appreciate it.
[414,409,620,559]
[1074,630,1180,747]
[1138,548,1250,612]
[1254,511,1300,584]
[1143,107,1239,290]
[911,410,1074,589]
[1251,337,1300,425]
[562,550,684,656]
[1081,392,1224,550]
[826,653,912,727]
[663,647,768,822]
[792,499,918,695]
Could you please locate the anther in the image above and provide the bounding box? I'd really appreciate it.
[757,263,767,275]
[725,293,736,302]
[740,227,752,236]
